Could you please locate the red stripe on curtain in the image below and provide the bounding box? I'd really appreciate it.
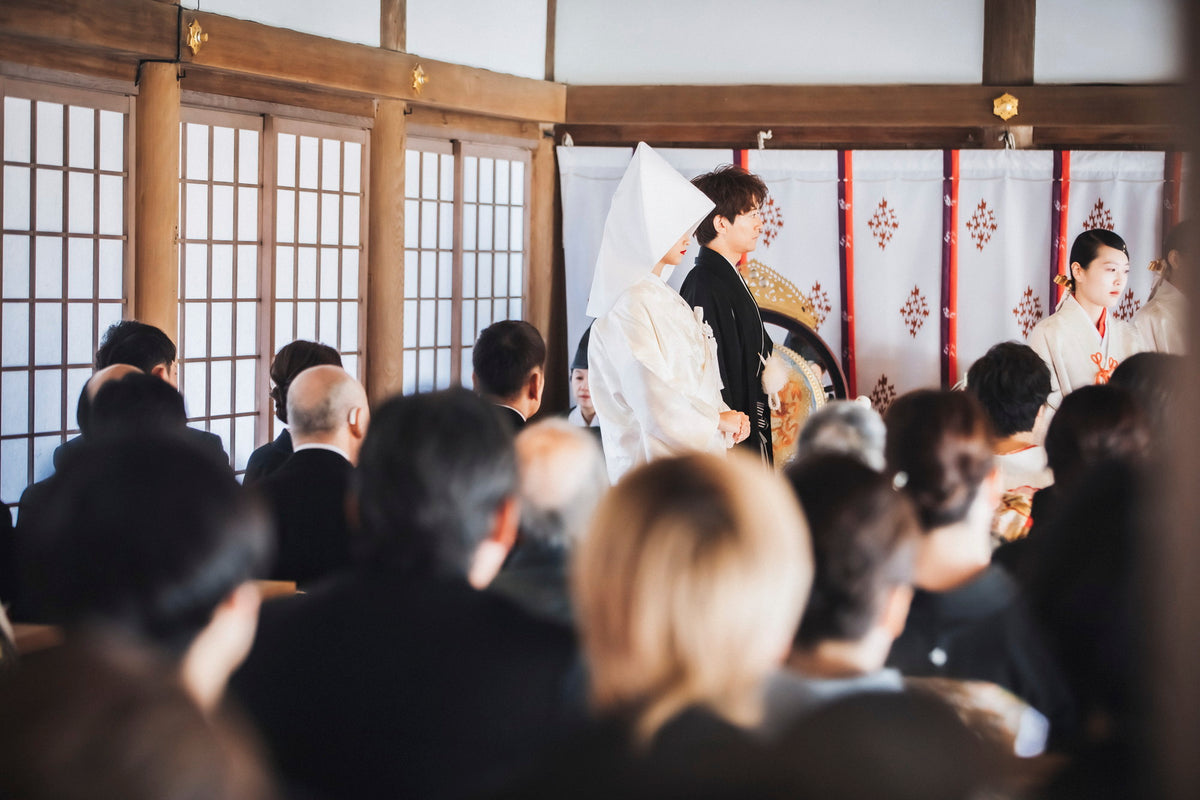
[1051,151,1071,307]
[838,151,856,397]
[941,150,960,387]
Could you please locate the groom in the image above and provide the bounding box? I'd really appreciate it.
[680,165,775,464]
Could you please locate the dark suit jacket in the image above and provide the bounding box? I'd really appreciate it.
[243,429,293,486]
[52,426,229,472]
[495,404,526,434]
[256,447,353,586]
[678,246,774,463]
[230,571,582,800]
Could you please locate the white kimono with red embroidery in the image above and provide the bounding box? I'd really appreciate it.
[1134,279,1187,354]
[1027,293,1146,409]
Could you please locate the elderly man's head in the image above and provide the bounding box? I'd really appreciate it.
[514,419,607,549]
[286,366,370,464]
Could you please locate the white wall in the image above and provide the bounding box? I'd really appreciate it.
[183,0,380,48]
[406,0,546,79]
[1034,0,1183,83]
[555,0,986,85]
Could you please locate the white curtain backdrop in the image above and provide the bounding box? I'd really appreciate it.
[956,150,1055,385]
[746,150,843,367]
[558,147,1181,409]
[850,151,944,412]
[1065,152,1165,324]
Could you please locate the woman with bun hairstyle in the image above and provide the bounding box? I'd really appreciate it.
[1027,229,1146,410]
[882,390,1074,741]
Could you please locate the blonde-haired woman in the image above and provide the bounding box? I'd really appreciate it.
[581,452,809,742]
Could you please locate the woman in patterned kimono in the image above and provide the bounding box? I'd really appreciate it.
[1027,229,1146,410]
[586,143,750,484]
[1134,220,1191,354]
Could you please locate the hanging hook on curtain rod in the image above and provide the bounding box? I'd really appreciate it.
[756,130,773,150]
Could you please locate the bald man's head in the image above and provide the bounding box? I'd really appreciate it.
[87,364,142,401]
[286,366,370,461]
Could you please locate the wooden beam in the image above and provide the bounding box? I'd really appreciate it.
[983,0,1035,85]
[0,0,177,58]
[381,0,405,52]
[180,69,377,121]
[0,34,141,86]
[407,106,542,146]
[545,0,557,82]
[365,99,407,404]
[183,10,564,122]
[1,0,565,124]
[132,61,180,339]
[557,124,996,150]
[566,84,1182,129]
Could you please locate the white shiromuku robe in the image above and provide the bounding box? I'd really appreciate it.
[589,274,731,484]
[1027,293,1146,409]
[1134,279,1187,354]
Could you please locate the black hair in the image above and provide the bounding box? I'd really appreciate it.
[353,387,516,577]
[23,433,271,657]
[786,454,919,647]
[89,372,187,439]
[472,320,546,400]
[884,390,995,531]
[691,165,768,246]
[268,340,342,425]
[94,320,177,373]
[1044,384,1150,492]
[966,341,1051,437]
[1064,229,1130,293]
[1109,352,1184,447]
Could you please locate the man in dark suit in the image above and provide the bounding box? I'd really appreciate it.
[256,365,368,587]
[679,166,775,464]
[53,320,227,470]
[231,388,581,800]
[472,320,546,432]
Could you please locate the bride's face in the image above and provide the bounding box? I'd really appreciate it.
[659,232,691,267]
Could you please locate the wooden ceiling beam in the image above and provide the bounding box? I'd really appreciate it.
[566,84,1182,129]
[0,0,566,123]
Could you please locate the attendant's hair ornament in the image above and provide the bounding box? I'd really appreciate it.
[1053,273,1073,290]
[1149,258,1166,273]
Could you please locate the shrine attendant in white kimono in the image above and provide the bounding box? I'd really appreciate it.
[1134,220,1191,354]
[1027,229,1147,410]
[586,143,750,483]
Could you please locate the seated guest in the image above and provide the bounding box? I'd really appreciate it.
[1025,461,1149,797]
[244,339,343,485]
[762,454,920,734]
[1109,351,1184,451]
[18,432,270,712]
[505,453,810,796]
[13,369,188,619]
[232,388,581,800]
[0,637,276,800]
[256,365,368,586]
[491,419,608,625]
[995,384,1151,583]
[794,399,887,470]
[567,325,600,434]
[883,390,1074,742]
[472,320,546,431]
[54,320,226,470]
[966,342,1054,494]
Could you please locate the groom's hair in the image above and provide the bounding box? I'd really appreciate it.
[691,165,768,246]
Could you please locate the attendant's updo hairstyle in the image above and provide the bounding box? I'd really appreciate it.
[884,390,995,532]
[268,340,342,424]
[1060,229,1130,294]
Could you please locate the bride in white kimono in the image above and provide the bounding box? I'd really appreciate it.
[1027,229,1146,410]
[1134,220,1190,354]
[586,143,750,483]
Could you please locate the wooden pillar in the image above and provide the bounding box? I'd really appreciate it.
[381,0,405,51]
[527,126,566,412]
[133,61,180,338]
[365,98,406,405]
[982,0,1035,85]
